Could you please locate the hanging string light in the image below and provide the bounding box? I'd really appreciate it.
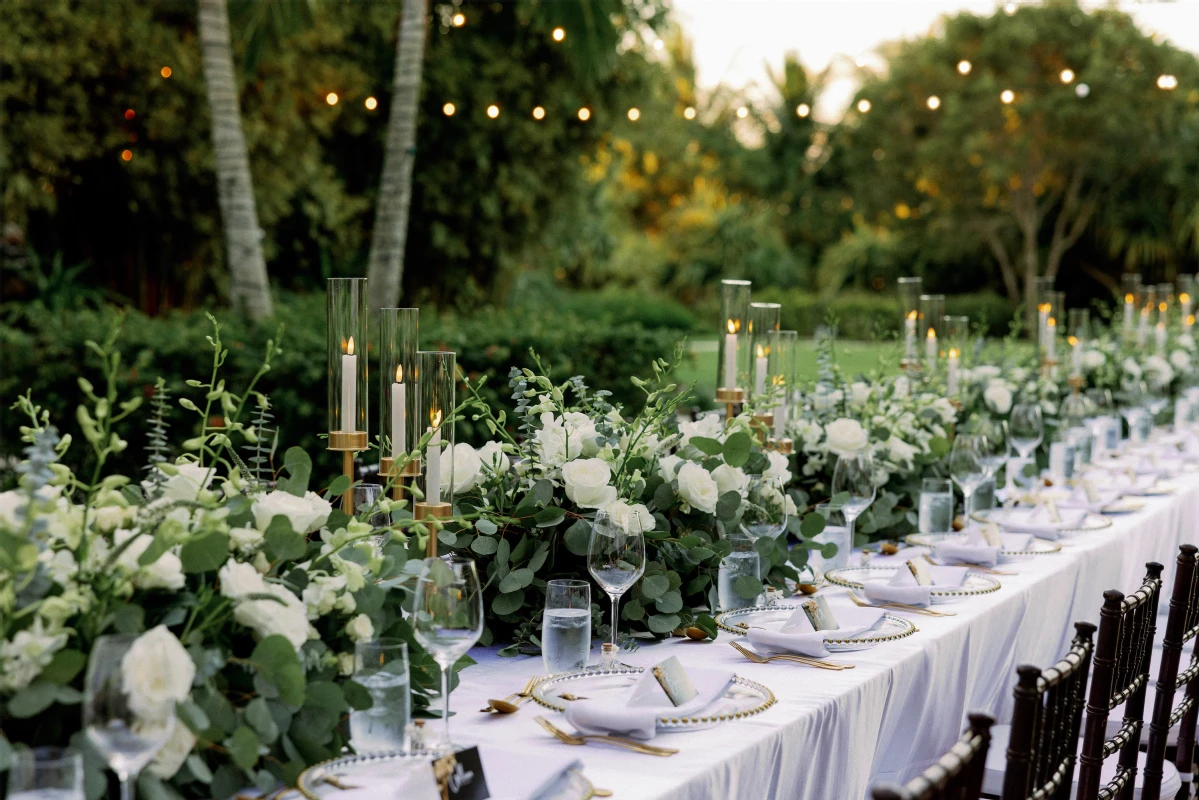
[736,106,749,119]
[684,107,696,120]
[160,66,172,78]
[1000,89,1015,104]
[326,92,339,106]
[1060,68,1075,84]
[957,60,972,75]
[532,106,545,120]
[364,97,378,110]
[796,103,810,118]
[444,102,457,116]
[1157,74,1178,90]
[552,27,565,42]
[451,12,465,27]
[485,104,498,118]
[577,107,591,121]
[857,99,871,113]
[627,108,640,121]
[926,95,941,110]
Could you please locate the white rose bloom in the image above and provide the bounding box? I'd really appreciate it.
[849,382,872,406]
[676,462,719,514]
[824,418,869,456]
[710,464,749,498]
[887,437,918,465]
[142,462,214,502]
[251,490,332,534]
[218,559,266,597]
[477,441,509,475]
[0,619,69,692]
[1170,350,1191,372]
[1082,350,1106,371]
[657,454,682,483]
[121,625,195,723]
[229,526,264,554]
[600,499,655,533]
[1144,355,1174,389]
[233,582,310,650]
[535,414,585,468]
[564,412,602,457]
[93,504,132,533]
[678,414,724,448]
[983,381,1013,415]
[561,458,617,509]
[451,443,482,493]
[148,723,197,779]
[972,365,1001,381]
[763,450,792,484]
[346,614,375,643]
[140,551,185,591]
[1123,358,1143,379]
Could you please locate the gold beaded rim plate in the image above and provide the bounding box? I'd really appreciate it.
[295,749,440,799]
[529,667,776,729]
[903,532,1062,557]
[713,604,916,650]
[968,508,1113,532]
[822,565,1001,601]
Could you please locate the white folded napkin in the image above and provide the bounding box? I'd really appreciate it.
[745,601,884,658]
[862,564,968,607]
[564,666,734,740]
[933,530,1000,566]
[995,506,1088,537]
[1057,485,1122,513]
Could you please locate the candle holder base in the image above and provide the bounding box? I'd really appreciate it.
[715,387,746,404]
[328,431,369,451]
[379,454,422,478]
[753,412,775,427]
[414,501,453,558]
[949,399,963,411]
[1067,375,1085,394]
[899,358,923,374]
[767,437,794,455]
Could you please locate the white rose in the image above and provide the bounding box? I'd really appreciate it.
[564,412,602,457]
[451,443,482,493]
[678,414,724,448]
[143,462,214,502]
[1170,350,1191,372]
[657,454,682,483]
[218,559,266,598]
[824,418,869,456]
[676,462,719,514]
[763,450,792,484]
[710,464,749,498]
[477,441,510,475]
[251,490,332,534]
[893,376,911,399]
[983,381,1013,415]
[972,365,1001,381]
[1082,350,1106,371]
[600,499,655,533]
[346,614,375,643]
[140,551,185,591]
[1123,358,1143,379]
[1144,355,1174,389]
[148,723,196,779]
[887,437,918,465]
[121,625,195,724]
[233,582,310,650]
[93,504,132,533]
[849,382,872,406]
[535,414,584,468]
[229,526,264,554]
[561,458,617,509]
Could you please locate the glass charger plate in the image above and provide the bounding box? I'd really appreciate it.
[529,667,775,729]
[713,603,916,650]
[822,566,1000,602]
[1102,499,1147,513]
[968,508,1113,532]
[903,532,1062,557]
[296,750,439,799]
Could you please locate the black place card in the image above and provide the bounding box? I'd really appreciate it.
[431,746,490,800]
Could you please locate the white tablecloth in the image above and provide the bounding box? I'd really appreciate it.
[439,471,1199,800]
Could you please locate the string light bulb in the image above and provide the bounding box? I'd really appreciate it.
[364,96,378,110]
[326,92,339,106]
[160,66,172,78]
[627,107,640,121]
[926,95,941,110]
[1075,83,1090,98]
[121,149,133,161]
[1004,2,1017,14]
[577,107,591,121]
[444,102,457,116]
[857,99,871,113]
[532,106,545,120]
[796,103,810,118]
[451,12,465,27]
[683,106,696,120]
[1157,74,1178,90]
[1000,89,1015,104]
[552,27,565,42]
[485,104,498,118]
[1060,68,1075,84]
[124,109,136,120]
[736,106,749,119]
[957,60,972,75]
[653,39,664,51]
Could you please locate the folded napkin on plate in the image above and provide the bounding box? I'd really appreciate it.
[995,505,1088,537]
[1056,485,1123,513]
[862,564,969,607]
[1106,473,1160,496]
[564,665,733,740]
[933,529,1034,565]
[745,601,884,658]
[866,547,925,567]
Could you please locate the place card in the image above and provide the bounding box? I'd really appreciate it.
[650,655,698,707]
[431,747,490,800]
[800,595,839,631]
[1044,498,1062,524]
[1082,479,1101,504]
[977,522,1003,547]
[906,558,934,586]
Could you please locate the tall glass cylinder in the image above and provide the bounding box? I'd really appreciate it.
[717,279,752,402]
[941,315,969,358]
[1068,308,1090,377]
[327,278,369,447]
[1157,283,1173,327]
[1178,275,1195,323]
[416,351,455,520]
[379,308,420,478]
[748,302,781,403]
[1122,274,1142,336]
[919,294,944,364]
[898,277,923,364]
[768,330,797,444]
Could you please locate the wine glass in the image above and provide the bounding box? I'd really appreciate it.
[740,474,790,541]
[831,450,876,545]
[587,508,646,647]
[1008,402,1044,459]
[973,417,1008,481]
[1118,380,1148,445]
[412,555,484,752]
[85,635,175,800]
[949,435,987,521]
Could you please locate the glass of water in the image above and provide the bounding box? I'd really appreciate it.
[6,747,84,800]
[542,579,591,675]
[811,503,850,574]
[350,638,411,754]
[918,478,954,532]
[718,532,761,611]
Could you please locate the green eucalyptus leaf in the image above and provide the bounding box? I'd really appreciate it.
[690,436,724,456]
[647,613,682,634]
[733,574,763,600]
[722,431,752,467]
[640,574,669,600]
[715,491,741,520]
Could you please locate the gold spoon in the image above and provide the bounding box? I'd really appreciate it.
[482,675,539,714]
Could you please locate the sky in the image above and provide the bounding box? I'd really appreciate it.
[672,0,1199,121]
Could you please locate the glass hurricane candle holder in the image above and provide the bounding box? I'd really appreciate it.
[1178,275,1194,323]
[919,294,944,366]
[328,279,368,511]
[1122,274,1142,336]
[416,351,455,554]
[768,330,797,452]
[748,302,781,406]
[898,277,923,366]
[717,279,752,406]
[379,309,420,487]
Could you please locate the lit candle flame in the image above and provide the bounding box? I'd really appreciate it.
[430,408,442,427]
[948,347,959,358]
[1068,336,1079,346]
[926,327,936,339]
[1038,303,1051,313]
[756,344,766,358]
[1188,315,1195,325]
[1047,317,1056,328]
[907,310,918,321]
[1160,302,1168,312]
[395,364,403,382]
[726,318,739,334]
[1125,293,1135,303]
[345,336,355,356]
[1182,293,1191,304]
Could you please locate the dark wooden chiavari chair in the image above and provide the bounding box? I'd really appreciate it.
[1143,545,1199,800]
[996,621,1097,800]
[872,713,995,800]
[1077,563,1165,800]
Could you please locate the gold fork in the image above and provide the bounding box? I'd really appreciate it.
[533,716,679,756]
[729,640,854,670]
[923,553,1015,576]
[480,675,540,713]
[846,591,956,617]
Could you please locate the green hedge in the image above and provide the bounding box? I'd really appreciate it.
[0,293,690,481]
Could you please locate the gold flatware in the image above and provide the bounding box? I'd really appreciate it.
[847,591,956,617]
[729,640,854,670]
[922,554,1015,576]
[559,692,589,701]
[322,775,360,790]
[481,675,540,714]
[533,716,678,756]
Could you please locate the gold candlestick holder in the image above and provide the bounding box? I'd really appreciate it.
[751,412,774,443]
[1040,358,1059,380]
[715,387,745,427]
[1067,375,1084,395]
[767,437,794,455]
[328,431,368,514]
[379,454,422,501]
[414,500,453,557]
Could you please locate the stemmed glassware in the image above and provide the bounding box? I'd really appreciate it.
[1008,402,1044,460]
[587,508,646,647]
[412,555,484,753]
[831,450,876,546]
[948,435,988,521]
[1118,380,1148,444]
[740,474,790,541]
[85,635,176,800]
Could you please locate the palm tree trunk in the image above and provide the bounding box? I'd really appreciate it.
[366,0,428,311]
[198,0,273,321]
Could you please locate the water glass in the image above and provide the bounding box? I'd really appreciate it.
[970,477,996,513]
[350,639,411,754]
[6,747,84,800]
[542,579,591,675]
[810,503,850,574]
[917,478,953,532]
[718,532,761,611]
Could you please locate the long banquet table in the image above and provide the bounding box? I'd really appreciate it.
[448,470,1199,800]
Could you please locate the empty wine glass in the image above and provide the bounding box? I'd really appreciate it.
[949,435,988,521]
[412,555,484,752]
[831,450,876,545]
[740,474,789,541]
[973,418,1008,481]
[1118,380,1148,444]
[7,747,84,800]
[587,508,646,647]
[84,635,175,800]
[1008,402,1044,459]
